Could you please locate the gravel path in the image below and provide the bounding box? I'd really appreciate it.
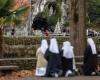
[20,76,100,80]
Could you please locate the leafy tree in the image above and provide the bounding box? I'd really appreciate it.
[0,0,30,57]
[87,0,100,23]
[42,0,62,26]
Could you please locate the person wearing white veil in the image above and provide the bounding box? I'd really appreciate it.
[44,38,62,77]
[61,41,76,77]
[35,39,48,76]
[83,38,99,76]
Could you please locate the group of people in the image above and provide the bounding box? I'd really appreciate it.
[35,37,100,77]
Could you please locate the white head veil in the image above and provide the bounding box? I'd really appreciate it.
[49,38,59,54]
[40,39,48,54]
[87,38,97,54]
[62,41,74,58]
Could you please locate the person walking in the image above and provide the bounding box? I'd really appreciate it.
[35,39,48,77]
[61,41,76,77]
[83,38,99,76]
[44,38,62,77]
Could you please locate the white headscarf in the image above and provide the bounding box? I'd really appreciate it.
[49,38,59,54]
[40,39,48,54]
[62,41,74,58]
[87,38,97,54]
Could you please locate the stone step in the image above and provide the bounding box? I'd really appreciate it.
[75,55,100,63]
[0,55,99,61]
[0,55,100,69]
[0,58,36,61]
[0,66,19,70]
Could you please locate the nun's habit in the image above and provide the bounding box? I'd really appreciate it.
[83,38,97,75]
[61,41,75,76]
[44,38,62,77]
[35,39,48,76]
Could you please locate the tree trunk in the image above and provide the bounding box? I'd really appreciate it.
[70,0,86,55]
[0,28,3,58]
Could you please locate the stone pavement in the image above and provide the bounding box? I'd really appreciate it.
[20,76,100,80]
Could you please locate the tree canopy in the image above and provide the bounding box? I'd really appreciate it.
[87,0,100,23]
[0,0,30,26]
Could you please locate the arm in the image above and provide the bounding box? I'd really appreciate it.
[36,48,40,57]
[44,49,49,61]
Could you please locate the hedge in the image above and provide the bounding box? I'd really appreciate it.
[3,36,70,58]
[3,36,100,58]
[1,36,100,69]
[4,36,70,45]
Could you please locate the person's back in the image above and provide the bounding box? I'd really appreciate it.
[35,39,48,77]
[83,38,98,76]
[36,48,47,68]
[44,38,62,77]
[61,41,75,77]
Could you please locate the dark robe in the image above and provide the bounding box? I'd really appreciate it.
[83,44,97,75]
[44,49,62,77]
[61,50,73,76]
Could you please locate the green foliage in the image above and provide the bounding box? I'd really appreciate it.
[42,7,49,18]
[47,16,58,26]
[0,0,14,17]
[87,0,100,23]
[13,5,29,17]
[63,21,69,27]
[55,0,62,19]
[2,36,100,69]
[4,36,69,45]
[3,36,70,59]
[0,0,29,26]
[41,0,62,26]
[0,0,8,10]
[3,36,100,56]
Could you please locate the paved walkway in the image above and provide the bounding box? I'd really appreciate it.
[20,76,100,80]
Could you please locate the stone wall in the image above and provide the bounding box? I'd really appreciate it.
[1,36,100,69]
